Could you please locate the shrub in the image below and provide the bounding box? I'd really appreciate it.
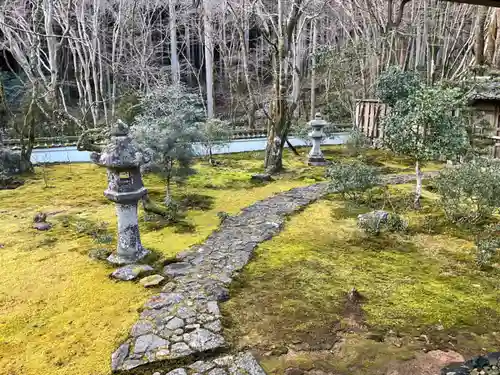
[327,161,381,201]
[434,158,500,223]
[217,211,230,225]
[345,128,370,156]
[475,224,500,268]
[0,146,21,175]
[386,213,409,233]
[163,199,182,223]
[74,219,111,241]
[199,118,231,165]
[476,238,498,269]
[132,83,204,204]
[376,66,421,106]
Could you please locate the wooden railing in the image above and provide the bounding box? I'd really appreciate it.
[4,123,353,150]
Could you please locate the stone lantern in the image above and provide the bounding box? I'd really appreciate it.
[97,120,149,265]
[308,112,328,166]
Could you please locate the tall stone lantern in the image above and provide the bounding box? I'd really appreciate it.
[97,120,149,265]
[308,112,329,166]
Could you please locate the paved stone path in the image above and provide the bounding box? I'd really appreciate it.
[111,172,438,374]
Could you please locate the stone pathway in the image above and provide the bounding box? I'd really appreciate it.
[111,172,438,374]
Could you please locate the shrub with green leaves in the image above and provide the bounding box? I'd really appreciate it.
[345,128,370,156]
[476,238,498,269]
[327,161,381,201]
[435,158,500,223]
[376,66,421,106]
[199,118,231,165]
[381,84,469,208]
[0,146,21,175]
[475,224,500,268]
[132,82,204,204]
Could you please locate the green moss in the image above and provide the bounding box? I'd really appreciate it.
[222,185,500,374]
[0,147,324,375]
[0,146,446,375]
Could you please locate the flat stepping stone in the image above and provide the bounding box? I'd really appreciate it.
[111,265,153,281]
[33,222,52,231]
[164,262,191,277]
[140,275,165,287]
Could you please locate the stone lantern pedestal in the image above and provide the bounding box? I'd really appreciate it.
[96,120,149,265]
[308,112,329,166]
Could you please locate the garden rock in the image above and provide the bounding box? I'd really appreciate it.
[33,212,52,231]
[33,222,52,231]
[140,275,165,287]
[357,210,389,225]
[111,264,154,281]
[439,352,500,375]
[0,174,24,190]
[251,174,274,183]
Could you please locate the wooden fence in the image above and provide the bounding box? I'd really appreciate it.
[354,100,389,140]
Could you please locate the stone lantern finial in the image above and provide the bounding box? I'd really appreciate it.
[96,120,149,265]
[308,112,329,166]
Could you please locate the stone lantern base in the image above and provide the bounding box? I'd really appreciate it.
[107,247,150,266]
[308,155,329,166]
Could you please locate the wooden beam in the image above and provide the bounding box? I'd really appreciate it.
[440,0,500,6]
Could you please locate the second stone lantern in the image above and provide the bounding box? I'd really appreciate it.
[308,112,329,166]
[97,120,149,265]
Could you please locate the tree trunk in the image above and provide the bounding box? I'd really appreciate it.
[292,16,304,117]
[186,20,193,85]
[493,9,500,69]
[203,0,214,118]
[264,0,302,174]
[169,0,180,83]
[310,18,318,119]
[227,2,257,129]
[475,6,488,66]
[486,10,497,64]
[165,175,172,205]
[414,160,423,210]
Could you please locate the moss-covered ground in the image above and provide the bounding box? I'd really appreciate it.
[222,183,500,375]
[0,146,445,375]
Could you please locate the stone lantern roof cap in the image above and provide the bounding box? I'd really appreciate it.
[310,112,328,126]
[98,120,144,169]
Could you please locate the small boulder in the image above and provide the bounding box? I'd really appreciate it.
[357,210,389,225]
[33,212,48,223]
[33,212,52,231]
[251,174,274,183]
[111,264,154,281]
[140,274,165,288]
[33,222,52,231]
